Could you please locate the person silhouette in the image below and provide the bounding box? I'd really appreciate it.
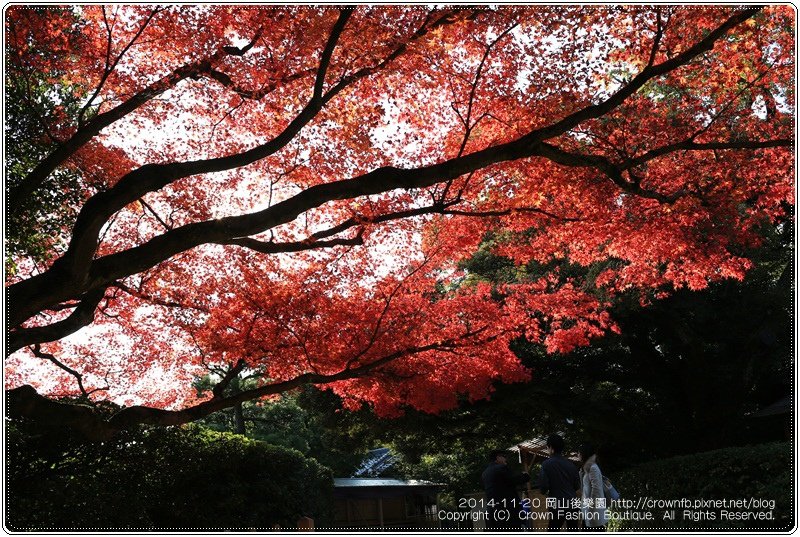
[539,434,580,531]
[481,449,530,530]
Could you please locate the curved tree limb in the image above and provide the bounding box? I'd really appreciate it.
[85,135,791,287]
[7,130,788,332]
[7,385,117,441]
[7,288,107,354]
[211,359,247,399]
[7,333,495,440]
[227,200,580,256]
[313,8,352,100]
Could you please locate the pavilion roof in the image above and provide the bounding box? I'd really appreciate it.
[508,436,581,463]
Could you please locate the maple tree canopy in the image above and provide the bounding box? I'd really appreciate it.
[5,6,794,439]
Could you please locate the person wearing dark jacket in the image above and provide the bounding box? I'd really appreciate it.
[539,434,581,531]
[481,449,530,530]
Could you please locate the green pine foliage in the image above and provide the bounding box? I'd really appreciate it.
[5,70,87,273]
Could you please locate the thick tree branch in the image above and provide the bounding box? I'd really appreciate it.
[32,9,455,302]
[9,129,782,333]
[212,359,247,399]
[647,9,664,67]
[10,130,782,331]
[110,333,490,428]
[622,138,793,171]
[83,151,602,283]
[7,385,117,441]
[313,9,353,100]
[535,136,792,203]
[8,288,107,354]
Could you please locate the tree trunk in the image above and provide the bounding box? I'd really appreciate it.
[233,402,246,435]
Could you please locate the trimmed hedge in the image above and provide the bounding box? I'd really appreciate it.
[7,422,333,531]
[609,442,793,531]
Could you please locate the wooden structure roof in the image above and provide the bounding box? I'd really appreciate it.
[508,436,581,466]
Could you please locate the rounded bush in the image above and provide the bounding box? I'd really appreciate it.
[610,442,792,531]
[6,422,333,530]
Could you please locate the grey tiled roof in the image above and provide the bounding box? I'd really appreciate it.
[351,447,396,477]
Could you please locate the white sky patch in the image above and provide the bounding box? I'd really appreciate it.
[751,95,769,120]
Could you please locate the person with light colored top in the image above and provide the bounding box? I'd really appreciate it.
[578,444,609,531]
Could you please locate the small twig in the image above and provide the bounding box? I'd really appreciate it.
[138,197,172,230]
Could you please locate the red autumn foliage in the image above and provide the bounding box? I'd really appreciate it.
[4,6,793,434]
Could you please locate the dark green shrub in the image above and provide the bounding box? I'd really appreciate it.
[6,421,333,530]
[609,442,793,531]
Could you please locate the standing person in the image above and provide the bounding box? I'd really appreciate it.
[578,444,609,531]
[481,449,530,531]
[539,434,580,531]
